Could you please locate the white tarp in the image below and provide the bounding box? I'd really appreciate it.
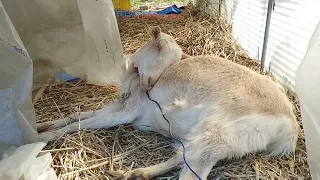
[296,19,320,180]
[0,0,57,179]
[0,142,56,180]
[0,0,39,151]
[2,0,126,88]
[0,0,125,179]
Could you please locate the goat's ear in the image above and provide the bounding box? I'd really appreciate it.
[123,55,132,71]
[157,39,168,52]
[152,26,161,39]
[181,53,192,59]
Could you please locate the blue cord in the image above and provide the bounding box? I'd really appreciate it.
[146,91,202,180]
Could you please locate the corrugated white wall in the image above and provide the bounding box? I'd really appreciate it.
[223,0,320,92]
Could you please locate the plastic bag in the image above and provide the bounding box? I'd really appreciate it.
[0,142,57,180]
[0,0,56,179]
[295,19,320,180]
[2,0,126,87]
[0,0,38,150]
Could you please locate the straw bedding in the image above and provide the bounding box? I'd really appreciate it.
[34,6,310,180]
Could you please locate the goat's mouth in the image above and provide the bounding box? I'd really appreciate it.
[133,66,139,73]
[140,73,153,91]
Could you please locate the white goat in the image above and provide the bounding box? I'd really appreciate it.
[38,26,299,180]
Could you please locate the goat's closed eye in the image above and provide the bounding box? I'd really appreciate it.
[148,77,152,85]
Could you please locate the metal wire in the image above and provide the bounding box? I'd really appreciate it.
[146,91,201,180]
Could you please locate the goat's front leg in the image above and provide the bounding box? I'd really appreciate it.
[38,105,141,142]
[36,110,99,132]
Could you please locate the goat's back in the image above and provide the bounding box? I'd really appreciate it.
[156,55,295,120]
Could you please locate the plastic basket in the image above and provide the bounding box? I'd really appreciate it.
[112,0,131,11]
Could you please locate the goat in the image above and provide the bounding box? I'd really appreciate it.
[38,26,299,180]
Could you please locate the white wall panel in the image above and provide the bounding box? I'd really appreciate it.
[223,0,320,92]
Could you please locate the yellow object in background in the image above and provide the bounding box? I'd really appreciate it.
[112,0,131,11]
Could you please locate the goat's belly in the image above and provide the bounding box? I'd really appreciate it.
[132,101,203,138]
[135,87,216,138]
[151,102,211,139]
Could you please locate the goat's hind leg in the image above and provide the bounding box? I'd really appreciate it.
[178,119,247,179]
[177,115,293,180]
[177,121,237,180]
[177,126,222,180]
[109,154,182,179]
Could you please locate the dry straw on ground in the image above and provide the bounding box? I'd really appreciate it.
[34,6,310,180]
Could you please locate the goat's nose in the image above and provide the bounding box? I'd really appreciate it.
[141,74,153,91]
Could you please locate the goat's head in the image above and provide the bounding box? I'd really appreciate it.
[130,26,183,91]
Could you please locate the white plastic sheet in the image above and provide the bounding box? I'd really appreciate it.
[0,0,39,151]
[0,0,56,179]
[0,142,57,180]
[2,0,126,87]
[296,19,320,180]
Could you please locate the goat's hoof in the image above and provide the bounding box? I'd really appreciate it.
[127,170,148,180]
